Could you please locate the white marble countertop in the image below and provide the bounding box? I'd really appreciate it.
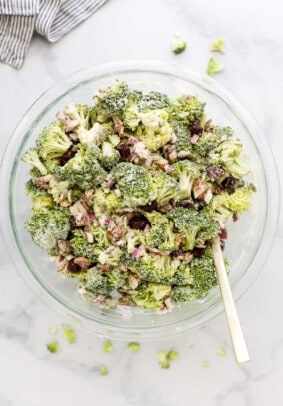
[0,0,283,405]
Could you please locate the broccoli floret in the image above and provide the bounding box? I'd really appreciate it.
[36,121,72,160]
[123,105,141,131]
[168,207,220,250]
[168,96,205,126]
[208,139,251,178]
[25,208,70,250]
[207,57,224,76]
[171,246,217,302]
[99,141,120,170]
[64,103,92,131]
[126,229,145,253]
[209,185,254,225]
[112,163,156,207]
[107,267,128,290]
[191,127,233,160]
[84,268,112,295]
[137,254,179,284]
[48,178,70,205]
[22,148,48,175]
[31,193,55,212]
[91,225,111,250]
[132,282,171,309]
[152,172,180,207]
[172,35,187,54]
[145,212,176,251]
[24,180,43,196]
[211,38,225,54]
[96,247,122,266]
[171,121,191,152]
[69,230,98,263]
[171,160,201,199]
[136,109,172,152]
[138,91,170,111]
[56,145,106,190]
[94,81,130,119]
[93,189,122,214]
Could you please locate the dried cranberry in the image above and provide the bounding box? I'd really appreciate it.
[129,214,149,230]
[60,148,77,166]
[206,166,225,179]
[233,213,239,222]
[221,176,244,193]
[219,228,228,240]
[170,249,184,257]
[116,143,131,160]
[192,247,205,257]
[140,201,158,212]
[67,258,81,273]
[189,124,203,135]
[175,199,194,209]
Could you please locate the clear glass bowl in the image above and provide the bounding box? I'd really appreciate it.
[0,61,280,341]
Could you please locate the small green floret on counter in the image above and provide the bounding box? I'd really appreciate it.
[207,57,224,76]
[157,349,179,368]
[217,347,227,357]
[128,342,140,353]
[172,34,187,54]
[47,341,59,353]
[62,325,76,344]
[103,340,113,354]
[99,365,109,376]
[211,38,225,54]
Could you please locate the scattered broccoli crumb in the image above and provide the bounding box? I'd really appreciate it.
[128,342,140,353]
[103,340,113,354]
[202,360,210,368]
[172,33,187,54]
[99,365,109,376]
[62,325,76,344]
[48,326,58,335]
[47,341,59,353]
[207,57,224,76]
[217,347,227,357]
[157,349,179,369]
[211,38,225,54]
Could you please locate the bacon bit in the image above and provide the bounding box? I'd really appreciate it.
[69,201,88,217]
[74,257,92,268]
[169,150,177,161]
[83,189,94,202]
[164,164,174,174]
[170,133,177,144]
[190,134,199,144]
[206,166,225,179]
[132,244,145,258]
[57,240,71,256]
[94,295,107,304]
[34,174,53,189]
[107,224,124,243]
[177,150,190,158]
[56,111,79,133]
[175,233,186,247]
[113,116,124,135]
[193,178,208,199]
[145,154,153,168]
[145,246,170,256]
[96,263,112,273]
[128,274,140,289]
[219,228,228,240]
[118,262,127,272]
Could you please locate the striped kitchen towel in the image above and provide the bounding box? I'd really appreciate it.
[0,0,108,69]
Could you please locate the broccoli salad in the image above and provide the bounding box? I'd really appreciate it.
[22,81,255,311]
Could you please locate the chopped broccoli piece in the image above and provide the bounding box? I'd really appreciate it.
[25,208,70,250]
[107,267,128,290]
[217,347,227,357]
[137,254,179,284]
[99,365,109,376]
[94,81,130,119]
[47,341,59,353]
[64,103,92,131]
[128,342,140,352]
[157,349,179,368]
[211,38,225,54]
[22,148,48,175]
[69,230,98,263]
[171,121,191,152]
[171,159,201,199]
[62,325,76,344]
[112,162,156,207]
[84,268,112,295]
[36,121,72,160]
[168,96,205,125]
[144,211,176,251]
[99,141,120,170]
[136,109,172,152]
[31,192,55,212]
[48,326,58,335]
[56,145,106,190]
[93,189,122,214]
[207,57,224,76]
[152,172,180,207]
[123,105,141,131]
[103,340,113,354]
[132,282,171,309]
[172,34,187,54]
[168,207,220,250]
[138,91,170,110]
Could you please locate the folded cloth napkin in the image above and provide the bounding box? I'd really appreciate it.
[0,0,107,69]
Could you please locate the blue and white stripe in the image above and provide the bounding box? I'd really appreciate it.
[0,0,107,69]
